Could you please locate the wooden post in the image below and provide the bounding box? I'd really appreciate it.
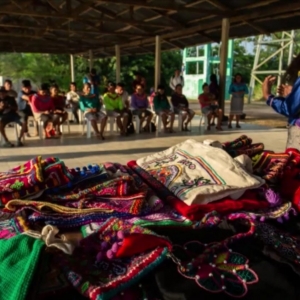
[219,18,230,113]
[70,54,75,82]
[89,49,93,72]
[155,35,161,90]
[115,45,121,83]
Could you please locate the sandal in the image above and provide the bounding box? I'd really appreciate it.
[2,142,14,148]
[216,126,223,131]
[16,140,24,147]
[236,124,241,128]
[228,124,232,129]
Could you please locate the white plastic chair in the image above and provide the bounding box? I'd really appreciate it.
[0,123,24,144]
[175,111,192,132]
[198,112,208,132]
[36,116,70,140]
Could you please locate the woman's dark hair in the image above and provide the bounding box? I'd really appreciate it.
[70,82,76,87]
[175,84,182,89]
[22,80,31,87]
[157,84,165,90]
[50,84,59,90]
[4,79,12,86]
[202,83,208,90]
[210,74,218,84]
[83,82,91,89]
[40,83,49,91]
[107,81,116,88]
[283,53,300,85]
[233,73,244,83]
[117,82,125,88]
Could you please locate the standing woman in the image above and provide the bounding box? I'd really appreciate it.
[263,53,300,150]
[228,73,249,129]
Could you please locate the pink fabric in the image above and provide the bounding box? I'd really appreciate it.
[31,94,55,113]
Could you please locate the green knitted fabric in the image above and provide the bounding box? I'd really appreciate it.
[0,234,44,300]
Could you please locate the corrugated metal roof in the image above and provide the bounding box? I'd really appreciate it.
[0,0,299,56]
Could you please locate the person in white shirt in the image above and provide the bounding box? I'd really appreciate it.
[169,69,184,92]
[66,82,80,123]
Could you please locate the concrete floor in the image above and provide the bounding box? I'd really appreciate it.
[0,113,286,172]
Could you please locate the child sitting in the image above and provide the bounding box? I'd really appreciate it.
[198,83,222,131]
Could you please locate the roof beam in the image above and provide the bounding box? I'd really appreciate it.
[112,1,300,49]
[0,23,152,37]
[97,0,234,16]
[0,8,172,28]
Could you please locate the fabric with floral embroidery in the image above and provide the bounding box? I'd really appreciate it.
[136,139,265,205]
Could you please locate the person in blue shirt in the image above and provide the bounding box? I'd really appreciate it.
[263,53,300,150]
[228,73,249,129]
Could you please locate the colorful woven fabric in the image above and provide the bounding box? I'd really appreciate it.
[0,216,29,239]
[128,161,269,220]
[248,202,296,223]
[0,234,44,300]
[55,218,171,300]
[252,151,290,184]
[255,221,300,266]
[170,213,258,298]
[223,135,265,158]
[0,156,44,206]
[45,163,108,195]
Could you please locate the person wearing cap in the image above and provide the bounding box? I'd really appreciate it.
[153,85,175,133]
[169,69,184,93]
[4,79,17,99]
[30,83,60,139]
[0,86,26,147]
[17,80,37,137]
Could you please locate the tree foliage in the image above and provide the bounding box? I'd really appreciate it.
[0,30,299,99]
[0,50,182,94]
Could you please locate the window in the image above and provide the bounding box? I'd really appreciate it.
[186,61,204,75]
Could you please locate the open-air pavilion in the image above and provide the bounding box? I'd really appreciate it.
[1,0,300,109]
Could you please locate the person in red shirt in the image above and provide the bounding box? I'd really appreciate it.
[31,83,60,138]
[50,85,68,135]
[198,83,223,131]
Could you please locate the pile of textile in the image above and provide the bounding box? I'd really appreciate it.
[1,135,300,300]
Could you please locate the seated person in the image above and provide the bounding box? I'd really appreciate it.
[171,84,195,131]
[103,81,128,136]
[131,84,153,132]
[116,82,129,110]
[66,82,80,123]
[153,84,175,133]
[30,83,59,139]
[79,83,107,140]
[0,86,26,147]
[198,83,223,131]
[4,79,18,98]
[50,85,68,135]
[17,80,37,137]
